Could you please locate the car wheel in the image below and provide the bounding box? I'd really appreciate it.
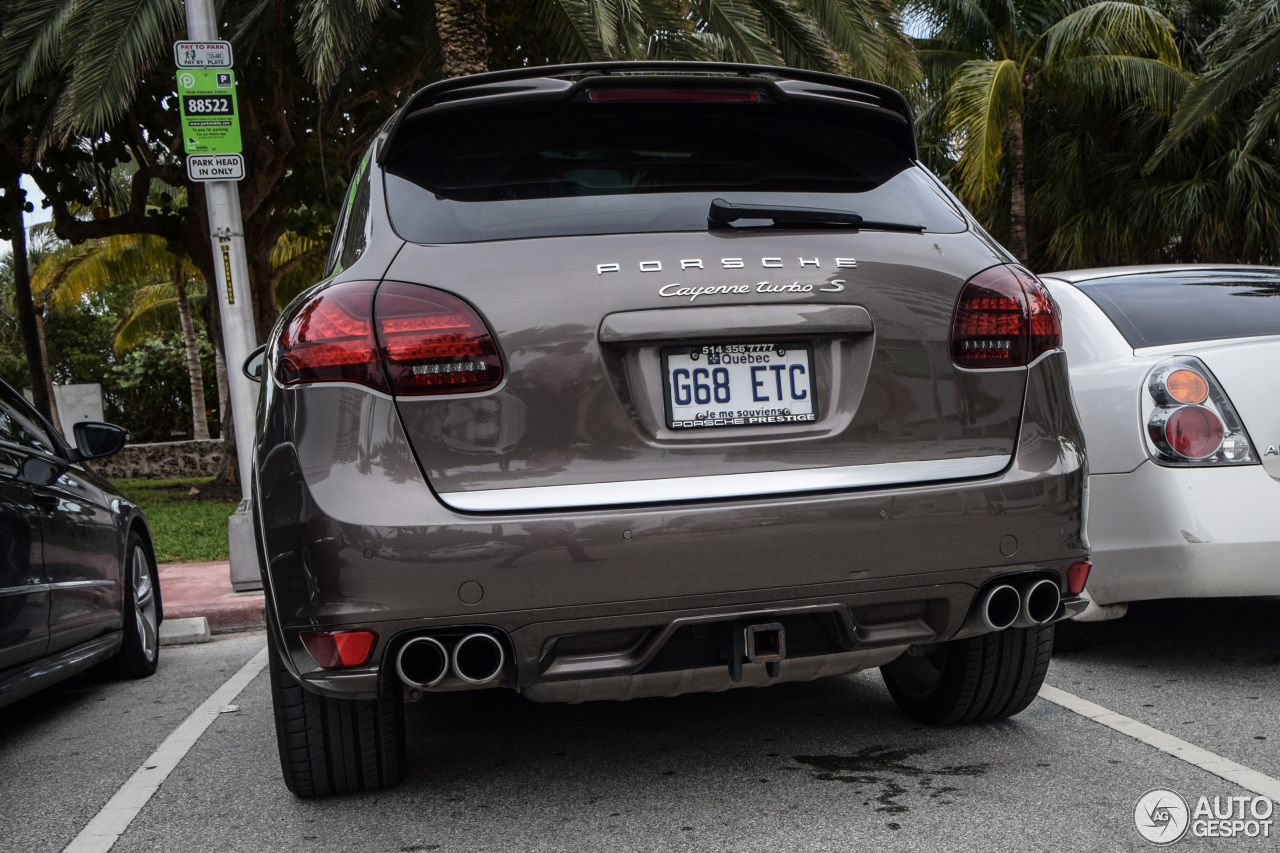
[267,627,406,797]
[880,624,1054,725]
[1051,619,1102,654]
[105,532,161,679]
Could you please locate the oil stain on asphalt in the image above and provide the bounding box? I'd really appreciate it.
[792,746,989,814]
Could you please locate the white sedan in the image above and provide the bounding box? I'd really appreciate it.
[1042,265,1279,644]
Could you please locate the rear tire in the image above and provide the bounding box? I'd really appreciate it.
[881,624,1054,725]
[268,628,407,797]
[104,532,160,679]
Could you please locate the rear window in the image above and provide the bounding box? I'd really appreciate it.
[383,102,966,243]
[1078,271,1280,348]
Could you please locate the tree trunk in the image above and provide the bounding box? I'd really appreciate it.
[201,271,236,486]
[33,306,61,433]
[213,335,229,441]
[249,238,279,343]
[1007,112,1028,263]
[435,0,490,77]
[6,178,57,427]
[174,273,210,440]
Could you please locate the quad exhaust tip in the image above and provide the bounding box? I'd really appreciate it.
[452,632,506,684]
[1015,578,1061,627]
[966,584,1020,633]
[966,579,1063,634]
[396,636,449,689]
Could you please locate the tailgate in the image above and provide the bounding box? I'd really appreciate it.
[384,231,1022,510]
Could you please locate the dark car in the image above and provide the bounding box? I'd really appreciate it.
[252,62,1091,797]
[0,380,160,708]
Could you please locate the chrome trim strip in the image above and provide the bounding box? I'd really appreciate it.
[0,584,50,598]
[439,455,1010,512]
[48,580,116,591]
[599,304,873,343]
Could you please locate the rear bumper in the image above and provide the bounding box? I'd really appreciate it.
[254,352,1087,699]
[1085,462,1280,605]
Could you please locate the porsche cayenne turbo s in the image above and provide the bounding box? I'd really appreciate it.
[251,63,1091,796]
[1042,265,1280,646]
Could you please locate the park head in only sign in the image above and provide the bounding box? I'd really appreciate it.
[176,69,242,155]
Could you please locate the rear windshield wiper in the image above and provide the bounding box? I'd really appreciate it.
[708,198,925,233]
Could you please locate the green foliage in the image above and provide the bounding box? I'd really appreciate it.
[1158,0,1280,160]
[1029,0,1280,268]
[917,0,1183,209]
[115,477,237,563]
[108,333,215,442]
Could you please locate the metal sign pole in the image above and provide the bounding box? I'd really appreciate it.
[182,0,261,589]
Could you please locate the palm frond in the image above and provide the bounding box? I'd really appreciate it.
[694,0,782,65]
[0,0,76,102]
[1044,55,1189,116]
[903,0,1001,56]
[751,0,839,71]
[946,57,1023,203]
[1042,1,1181,68]
[799,0,918,84]
[296,0,381,92]
[536,0,614,61]
[61,0,182,134]
[114,280,206,352]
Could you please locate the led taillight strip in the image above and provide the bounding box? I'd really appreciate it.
[275,281,503,395]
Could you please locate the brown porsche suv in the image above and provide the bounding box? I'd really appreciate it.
[251,62,1090,797]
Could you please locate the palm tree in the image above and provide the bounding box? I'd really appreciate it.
[911,0,1184,260]
[1027,0,1280,268]
[32,234,213,440]
[1154,0,1280,162]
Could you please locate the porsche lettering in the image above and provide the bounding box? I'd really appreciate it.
[597,257,856,275]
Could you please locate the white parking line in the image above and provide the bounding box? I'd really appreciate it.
[1041,684,1280,803]
[62,645,269,853]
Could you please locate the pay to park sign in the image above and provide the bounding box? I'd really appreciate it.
[177,69,242,157]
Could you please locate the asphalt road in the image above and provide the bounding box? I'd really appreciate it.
[2,598,1278,853]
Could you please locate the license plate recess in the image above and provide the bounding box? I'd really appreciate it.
[660,342,817,430]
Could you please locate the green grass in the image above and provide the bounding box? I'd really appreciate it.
[116,477,239,564]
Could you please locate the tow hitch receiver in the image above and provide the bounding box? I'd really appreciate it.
[728,622,787,682]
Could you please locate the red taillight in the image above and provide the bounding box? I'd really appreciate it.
[588,89,761,103]
[1160,405,1225,459]
[276,281,503,396]
[276,281,387,391]
[1066,561,1091,595]
[374,283,503,395]
[301,630,376,668]
[951,265,1062,368]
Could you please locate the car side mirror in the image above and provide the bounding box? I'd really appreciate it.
[21,456,66,487]
[243,345,266,382]
[72,421,129,460]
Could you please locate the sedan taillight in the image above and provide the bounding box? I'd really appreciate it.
[276,280,503,396]
[1143,358,1255,466]
[951,264,1062,368]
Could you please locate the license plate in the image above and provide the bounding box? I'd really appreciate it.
[661,342,817,429]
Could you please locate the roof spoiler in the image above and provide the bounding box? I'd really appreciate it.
[379,61,918,164]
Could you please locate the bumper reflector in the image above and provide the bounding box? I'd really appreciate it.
[301,630,377,668]
[1066,561,1091,596]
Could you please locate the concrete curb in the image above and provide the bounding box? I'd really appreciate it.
[158,561,266,633]
[159,617,212,646]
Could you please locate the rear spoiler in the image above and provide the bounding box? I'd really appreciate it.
[380,61,918,164]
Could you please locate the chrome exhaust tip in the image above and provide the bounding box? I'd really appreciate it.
[395,636,449,689]
[965,584,1020,633]
[1015,578,1062,627]
[451,632,505,685]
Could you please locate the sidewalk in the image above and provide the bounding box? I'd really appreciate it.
[158,560,265,632]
